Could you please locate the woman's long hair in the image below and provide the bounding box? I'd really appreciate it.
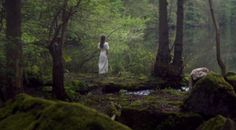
[100,35,106,49]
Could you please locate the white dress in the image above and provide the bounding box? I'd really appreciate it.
[98,42,109,74]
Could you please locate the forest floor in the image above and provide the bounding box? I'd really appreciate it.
[31,73,189,117]
[15,72,236,130]
[77,88,187,116]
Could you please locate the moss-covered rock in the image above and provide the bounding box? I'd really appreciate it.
[225,72,236,92]
[0,94,131,130]
[118,108,204,130]
[182,72,236,118]
[197,115,236,130]
[64,73,165,95]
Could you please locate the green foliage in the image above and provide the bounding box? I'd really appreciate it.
[65,80,87,98]
[62,0,155,74]
[1,0,236,80]
[63,55,72,63]
[185,1,209,27]
[68,0,78,7]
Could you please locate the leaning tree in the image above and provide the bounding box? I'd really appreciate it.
[208,0,226,76]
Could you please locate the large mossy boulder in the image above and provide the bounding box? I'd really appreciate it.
[118,108,204,130]
[197,115,236,130]
[0,94,130,130]
[182,73,236,119]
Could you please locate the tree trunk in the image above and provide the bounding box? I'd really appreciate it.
[170,0,184,79]
[208,0,226,76]
[48,0,70,100]
[153,0,171,78]
[49,39,67,100]
[5,0,23,100]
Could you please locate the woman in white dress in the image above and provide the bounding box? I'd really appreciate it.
[98,35,109,74]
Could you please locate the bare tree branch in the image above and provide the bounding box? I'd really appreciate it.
[48,0,83,46]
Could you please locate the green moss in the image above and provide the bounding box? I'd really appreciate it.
[129,89,185,111]
[128,96,183,111]
[225,72,236,92]
[225,72,236,79]
[65,73,164,94]
[198,115,227,130]
[183,72,236,118]
[178,75,190,87]
[0,94,131,130]
[162,88,187,97]
[78,88,187,117]
[193,72,235,94]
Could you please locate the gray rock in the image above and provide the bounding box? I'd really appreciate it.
[189,67,209,89]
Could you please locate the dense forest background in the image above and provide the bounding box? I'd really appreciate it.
[0,0,236,99]
[1,0,236,81]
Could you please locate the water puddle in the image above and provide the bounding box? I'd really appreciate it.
[120,86,190,96]
[121,90,153,96]
[178,86,190,92]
